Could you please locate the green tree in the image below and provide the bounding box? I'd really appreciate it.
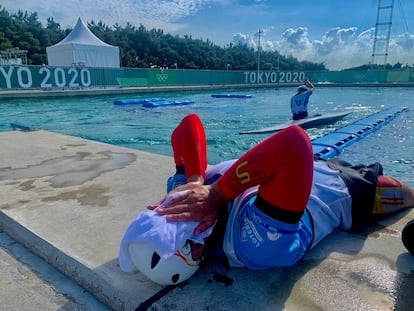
[0,6,327,70]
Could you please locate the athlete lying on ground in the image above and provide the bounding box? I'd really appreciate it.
[119,114,414,285]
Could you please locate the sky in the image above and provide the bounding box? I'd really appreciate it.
[2,0,414,70]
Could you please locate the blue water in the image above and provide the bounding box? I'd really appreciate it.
[1,87,413,186]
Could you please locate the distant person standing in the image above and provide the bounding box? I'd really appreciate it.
[290,78,315,120]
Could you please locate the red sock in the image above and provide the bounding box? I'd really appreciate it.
[171,114,207,179]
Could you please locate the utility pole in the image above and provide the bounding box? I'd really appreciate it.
[257,29,262,80]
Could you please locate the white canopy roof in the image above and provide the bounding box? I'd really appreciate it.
[47,18,120,68]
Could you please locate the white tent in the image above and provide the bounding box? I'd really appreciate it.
[46,18,120,68]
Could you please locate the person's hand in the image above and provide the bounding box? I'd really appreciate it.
[146,179,204,211]
[147,182,226,234]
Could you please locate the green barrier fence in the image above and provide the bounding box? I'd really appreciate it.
[1,65,413,90]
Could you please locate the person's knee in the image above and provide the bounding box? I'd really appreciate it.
[171,114,207,179]
[181,114,202,128]
[283,125,313,163]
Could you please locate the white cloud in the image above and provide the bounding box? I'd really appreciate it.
[233,26,414,70]
[232,33,257,47]
[281,27,311,50]
[2,0,211,31]
[313,27,357,55]
[393,32,414,50]
[355,28,375,48]
[387,33,414,65]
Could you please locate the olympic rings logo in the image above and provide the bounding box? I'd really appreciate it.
[354,73,366,80]
[156,73,168,82]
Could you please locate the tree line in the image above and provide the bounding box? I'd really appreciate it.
[0,6,327,71]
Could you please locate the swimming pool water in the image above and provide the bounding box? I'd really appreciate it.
[1,87,413,186]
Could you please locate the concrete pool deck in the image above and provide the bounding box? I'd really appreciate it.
[0,129,413,310]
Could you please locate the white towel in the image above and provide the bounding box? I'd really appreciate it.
[119,190,214,272]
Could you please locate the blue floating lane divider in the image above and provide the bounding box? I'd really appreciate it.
[142,99,195,108]
[313,106,409,160]
[113,98,165,105]
[211,94,252,99]
[331,124,374,138]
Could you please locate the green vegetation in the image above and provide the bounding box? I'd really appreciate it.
[344,63,412,70]
[0,6,326,70]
